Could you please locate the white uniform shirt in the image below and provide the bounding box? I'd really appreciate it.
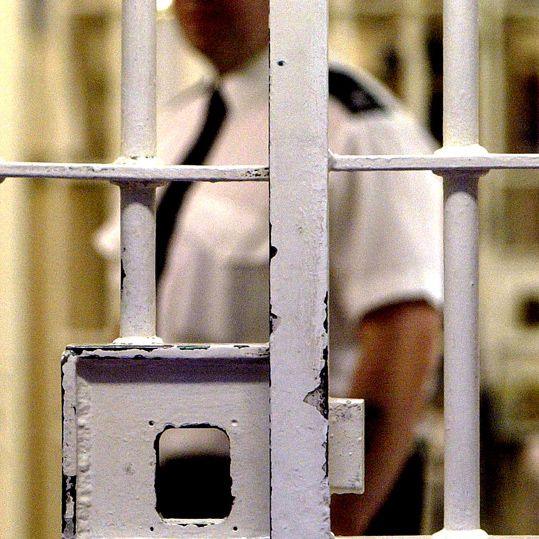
[156,53,443,396]
[99,52,443,396]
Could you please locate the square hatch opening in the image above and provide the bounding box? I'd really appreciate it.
[155,425,234,521]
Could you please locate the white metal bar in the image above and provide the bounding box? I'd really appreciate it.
[117,184,159,341]
[117,0,159,343]
[269,0,330,536]
[0,161,268,181]
[331,153,539,172]
[442,175,483,533]
[121,0,156,159]
[444,0,480,147]
[441,0,484,533]
[2,153,538,183]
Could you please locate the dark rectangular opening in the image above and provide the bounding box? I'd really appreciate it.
[155,425,233,520]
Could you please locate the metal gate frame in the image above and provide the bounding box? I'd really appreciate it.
[1,0,538,537]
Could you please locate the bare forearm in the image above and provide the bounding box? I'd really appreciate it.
[331,301,441,535]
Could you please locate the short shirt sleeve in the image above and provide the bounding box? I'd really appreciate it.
[329,106,443,323]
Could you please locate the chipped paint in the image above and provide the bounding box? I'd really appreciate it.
[75,375,93,537]
[62,474,76,538]
[116,183,160,342]
[9,0,537,533]
[62,344,366,537]
[0,152,538,183]
[269,312,280,333]
[0,161,269,182]
[303,360,329,419]
[65,343,269,361]
[120,260,126,290]
[269,0,330,535]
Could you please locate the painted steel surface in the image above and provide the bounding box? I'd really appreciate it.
[61,345,270,538]
[269,0,331,536]
[61,345,364,537]
[329,398,365,495]
[117,183,160,342]
[1,153,539,183]
[121,0,156,159]
[117,0,160,343]
[331,153,539,172]
[436,0,484,534]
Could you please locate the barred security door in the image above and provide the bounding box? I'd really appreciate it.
[1,0,538,537]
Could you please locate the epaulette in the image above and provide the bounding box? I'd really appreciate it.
[329,68,386,114]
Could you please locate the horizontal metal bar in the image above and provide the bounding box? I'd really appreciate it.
[65,342,270,361]
[1,153,537,183]
[331,153,539,172]
[0,161,269,182]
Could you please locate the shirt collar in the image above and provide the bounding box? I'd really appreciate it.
[218,48,269,112]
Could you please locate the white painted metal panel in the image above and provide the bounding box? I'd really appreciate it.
[62,345,271,538]
[61,345,364,537]
[329,398,365,495]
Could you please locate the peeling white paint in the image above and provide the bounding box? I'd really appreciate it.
[62,346,365,537]
[269,0,331,536]
[116,0,161,345]
[116,182,160,342]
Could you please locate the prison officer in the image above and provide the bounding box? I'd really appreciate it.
[98,0,443,534]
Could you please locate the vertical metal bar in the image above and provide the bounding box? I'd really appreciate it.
[122,0,156,158]
[443,174,481,531]
[443,0,479,147]
[441,0,486,534]
[269,0,330,537]
[117,0,159,342]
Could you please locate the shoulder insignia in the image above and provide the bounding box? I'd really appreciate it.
[329,68,386,114]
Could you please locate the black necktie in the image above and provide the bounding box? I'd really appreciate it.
[156,89,227,283]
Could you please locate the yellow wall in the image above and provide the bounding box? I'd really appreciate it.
[0,3,32,538]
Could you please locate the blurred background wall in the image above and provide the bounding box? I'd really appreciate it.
[0,4,32,539]
[0,0,537,537]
